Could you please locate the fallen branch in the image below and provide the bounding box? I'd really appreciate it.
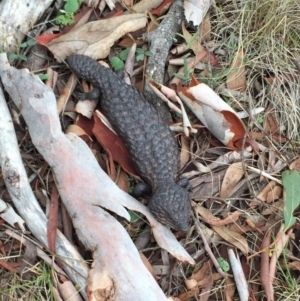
[0,53,194,300]
[0,78,88,299]
[144,0,184,121]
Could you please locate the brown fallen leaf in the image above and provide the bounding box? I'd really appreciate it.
[48,14,147,61]
[260,231,272,301]
[290,157,300,172]
[195,205,248,255]
[187,260,212,285]
[75,114,94,138]
[220,162,245,198]
[151,0,173,15]
[92,113,138,176]
[263,104,279,136]
[47,184,59,253]
[66,124,93,143]
[226,50,246,92]
[0,259,20,273]
[180,135,190,168]
[201,14,211,42]
[140,252,156,279]
[19,241,37,280]
[224,276,236,301]
[116,171,131,192]
[199,272,213,301]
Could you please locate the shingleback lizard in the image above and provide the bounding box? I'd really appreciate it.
[66,54,190,231]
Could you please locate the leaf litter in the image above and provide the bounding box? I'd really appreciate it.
[0,0,300,300]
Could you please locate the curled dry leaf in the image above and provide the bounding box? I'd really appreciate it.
[177,82,248,150]
[48,14,147,61]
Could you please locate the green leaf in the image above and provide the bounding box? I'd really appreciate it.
[174,72,188,80]
[257,116,264,124]
[135,48,145,54]
[144,51,153,57]
[19,54,27,61]
[38,73,50,81]
[119,48,130,61]
[136,53,144,61]
[183,57,189,75]
[64,0,79,13]
[109,56,124,71]
[56,12,74,25]
[128,210,140,223]
[19,42,28,48]
[282,170,300,230]
[27,39,37,46]
[8,53,19,61]
[217,257,230,272]
[186,29,199,49]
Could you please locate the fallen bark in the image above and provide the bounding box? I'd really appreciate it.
[144,0,184,121]
[0,53,194,300]
[0,79,88,299]
[0,0,52,53]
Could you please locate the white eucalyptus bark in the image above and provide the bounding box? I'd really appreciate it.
[0,0,53,52]
[0,53,194,301]
[0,77,88,300]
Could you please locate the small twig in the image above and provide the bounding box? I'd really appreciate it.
[192,216,226,278]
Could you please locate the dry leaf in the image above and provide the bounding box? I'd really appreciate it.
[180,135,190,168]
[195,205,248,255]
[92,113,138,176]
[75,99,99,118]
[140,252,156,279]
[250,181,277,208]
[224,276,236,301]
[129,0,163,13]
[177,82,248,150]
[0,199,25,231]
[290,157,300,172]
[182,22,204,55]
[48,14,147,61]
[201,14,211,42]
[220,162,245,198]
[226,50,246,92]
[66,124,93,142]
[151,0,172,15]
[116,171,131,192]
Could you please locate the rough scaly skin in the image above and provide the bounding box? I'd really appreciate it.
[66,54,190,231]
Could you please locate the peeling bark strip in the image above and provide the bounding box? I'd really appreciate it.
[0,54,194,301]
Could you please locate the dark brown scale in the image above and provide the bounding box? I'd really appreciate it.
[66,54,190,231]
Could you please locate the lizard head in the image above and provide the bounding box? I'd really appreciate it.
[148,182,190,232]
